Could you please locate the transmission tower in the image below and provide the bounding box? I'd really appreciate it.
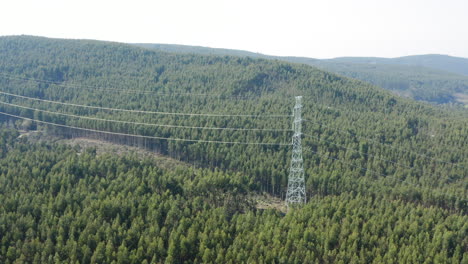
[286,96,306,207]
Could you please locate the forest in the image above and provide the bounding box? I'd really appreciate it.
[0,35,467,263]
[310,60,468,104]
[137,43,468,105]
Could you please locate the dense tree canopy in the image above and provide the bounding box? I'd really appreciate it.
[0,129,466,263]
[312,60,468,104]
[135,43,468,105]
[0,36,467,263]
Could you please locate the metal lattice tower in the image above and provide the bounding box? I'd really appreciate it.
[286,96,306,207]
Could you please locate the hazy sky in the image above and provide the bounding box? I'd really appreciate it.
[1,0,467,59]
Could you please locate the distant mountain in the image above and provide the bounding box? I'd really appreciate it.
[134,43,270,59]
[329,54,468,76]
[310,60,468,104]
[134,43,468,105]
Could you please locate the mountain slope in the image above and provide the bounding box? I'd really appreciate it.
[1,132,465,263]
[134,43,468,104]
[0,35,466,206]
[135,43,270,59]
[330,54,468,76]
[311,60,468,104]
[0,35,467,263]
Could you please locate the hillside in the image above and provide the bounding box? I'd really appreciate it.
[321,55,468,104]
[329,54,468,76]
[311,60,468,104]
[134,43,468,105]
[0,36,467,262]
[135,43,270,59]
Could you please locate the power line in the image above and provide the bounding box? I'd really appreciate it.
[302,97,468,140]
[0,90,292,118]
[303,133,467,187]
[0,100,292,132]
[0,72,276,100]
[303,119,467,171]
[303,133,413,170]
[306,147,468,202]
[306,148,396,179]
[304,104,468,163]
[0,111,292,146]
[303,95,468,121]
[305,148,433,191]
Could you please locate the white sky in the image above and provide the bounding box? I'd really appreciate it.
[1,0,467,59]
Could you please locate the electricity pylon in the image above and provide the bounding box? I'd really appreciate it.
[286,96,306,207]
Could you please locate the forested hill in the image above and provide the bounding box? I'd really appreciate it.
[136,44,468,77]
[1,35,467,211]
[329,54,468,76]
[135,43,468,105]
[0,35,467,262]
[135,43,271,59]
[311,60,468,104]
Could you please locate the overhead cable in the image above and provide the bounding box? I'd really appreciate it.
[305,148,431,191]
[0,100,292,132]
[303,133,413,169]
[0,90,291,118]
[0,111,291,146]
[303,119,467,170]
